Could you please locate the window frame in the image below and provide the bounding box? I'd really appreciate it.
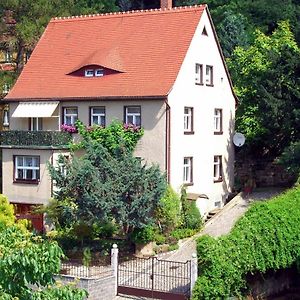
[195,63,203,85]
[214,108,223,135]
[184,107,194,134]
[28,117,43,131]
[213,155,223,182]
[183,157,193,185]
[95,69,104,77]
[90,106,106,126]
[124,106,141,126]
[85,69,94,77]
[62,107,78,126]
[206,65,214,86]
[4,51,12,63]
[13,155,40,184]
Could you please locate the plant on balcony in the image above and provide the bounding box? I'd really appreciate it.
[61,124,77,133]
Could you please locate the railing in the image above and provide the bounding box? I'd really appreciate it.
[0,130,72,148]
[60,259,112,278]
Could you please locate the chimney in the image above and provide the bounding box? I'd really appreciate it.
[161,0,172,9]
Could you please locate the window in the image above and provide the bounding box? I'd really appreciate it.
[125,106,141,126]
[85,69,94,77]
[29,117,43,131]
[206,65,213,86]
[95,69,104,77]
[214,109,222,134]
[14,156,40,182]
[3,83,10,94]
[202,26,208,36]
[195,63,203,85]
[90,107,105,126]
[63,107,78,125]
[3,109,9,127]
[183,157,193,185]
[213,155,222,182]
[184,107,194,134]
[4,51,12,63]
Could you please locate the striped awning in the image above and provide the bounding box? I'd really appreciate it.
[12,101,59,118]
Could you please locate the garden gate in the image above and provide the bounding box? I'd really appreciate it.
[117,256,191,300]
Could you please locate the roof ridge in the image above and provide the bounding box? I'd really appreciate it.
[51,5,206,23]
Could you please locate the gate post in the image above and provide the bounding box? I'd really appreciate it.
[111,243,119,295]
[190,252,198,296]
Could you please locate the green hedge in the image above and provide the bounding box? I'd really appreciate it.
[193,187,300,299]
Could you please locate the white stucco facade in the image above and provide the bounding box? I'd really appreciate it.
[167,9,235,215]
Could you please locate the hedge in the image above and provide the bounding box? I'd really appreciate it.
[193,187,300,299]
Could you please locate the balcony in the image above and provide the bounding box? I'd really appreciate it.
[0,130,72,149]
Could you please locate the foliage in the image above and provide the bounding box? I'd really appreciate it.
[180,186,203,230]
[170,228,196,240]
[48,141,166,236]
[228,21,300,158]
[193,187,300,299]
[0,224,87,299]
[131,225,156,244]
[92,221,118,239]
[0,194,15,228]
[156,185,181,233]
[278,141,300,178]
[82,247,92,267]
[74,120,144,155]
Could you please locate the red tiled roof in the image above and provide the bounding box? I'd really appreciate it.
[6,5,206,101]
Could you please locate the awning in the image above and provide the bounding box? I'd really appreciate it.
[12,101,59,118]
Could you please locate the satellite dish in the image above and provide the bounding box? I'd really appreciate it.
[233,132,245,147]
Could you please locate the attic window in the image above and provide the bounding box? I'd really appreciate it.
[202,26,208,36]
[85,69,94,77]
[95,69,104,77]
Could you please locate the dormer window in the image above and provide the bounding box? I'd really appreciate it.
[95,69,104,77]
[85,69,94,77]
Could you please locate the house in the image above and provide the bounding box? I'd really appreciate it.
[1,0,236,230]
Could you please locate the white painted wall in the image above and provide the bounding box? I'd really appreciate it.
[167,9,235,215]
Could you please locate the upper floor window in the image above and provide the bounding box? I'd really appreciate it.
[4,51,12,63]
[90,107,105,126]
[213,155,222,182]
[125,106,141,126]
[29,117,43,131]
[206,65,213,86]
[2,83,10,94]
[85,69,94,77]
[184,107,194,134]
[183,157,193,185]
[214,108,223,134]
[95,69,104,77]
[14,155,40,183]
[3,109,9,127]
[195,63,203,85]
[63,107,78,125]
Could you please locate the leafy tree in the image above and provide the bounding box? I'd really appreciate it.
[228,21,300,158]
[0,196,87,300]
[48,137,166,236]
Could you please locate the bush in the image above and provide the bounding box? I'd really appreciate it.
[184,201,203,230]
[193,187,300,299]
[156,185,181,233]
[154,233,166,245]
[131,225,156,244]
[92,221,118,238]
[170,228,196,240]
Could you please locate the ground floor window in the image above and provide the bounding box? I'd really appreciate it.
[14,155,40,182]
[213,155,223,182]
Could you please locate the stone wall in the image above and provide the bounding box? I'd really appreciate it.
[56,274,116,300]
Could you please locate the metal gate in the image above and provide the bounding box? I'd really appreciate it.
[117,257,191,299]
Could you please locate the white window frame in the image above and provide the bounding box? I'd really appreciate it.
[63,107,78,125]
[195,63,203,85]
[95,69,104,77]
[29,117,43,131]
[3,83,10,94]
[90,107,105,126]
[183,157,193,184]
[85,69,94,77]
[184,107,193,133]
[3,109,9,127]
[125,106,141,126]
[206,65,213,86]
[15,156,40,182]
[213,155,222,182]
[4,51,11,63]
[214,108,222,133]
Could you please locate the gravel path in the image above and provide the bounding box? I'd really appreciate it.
[115,188,285,299]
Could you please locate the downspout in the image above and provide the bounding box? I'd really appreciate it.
[165,100,171,183]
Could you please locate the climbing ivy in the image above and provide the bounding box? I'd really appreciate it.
[193,187,300,299]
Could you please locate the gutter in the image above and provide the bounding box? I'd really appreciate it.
[165,99,171,183]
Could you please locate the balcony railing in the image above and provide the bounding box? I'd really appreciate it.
[0,130,72,148]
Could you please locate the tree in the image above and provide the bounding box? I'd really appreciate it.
[0,195,87,300]
[48,123,166,236]
[228,21,300,158]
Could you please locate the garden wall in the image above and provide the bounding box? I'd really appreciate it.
[56,274,115,300]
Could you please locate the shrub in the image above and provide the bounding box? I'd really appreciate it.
[193,187,300,299]
[156,185,181,233]
[154,233,166,245]
[131,225,156,244]
[170,228,196,240]
[92,221,118,239]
